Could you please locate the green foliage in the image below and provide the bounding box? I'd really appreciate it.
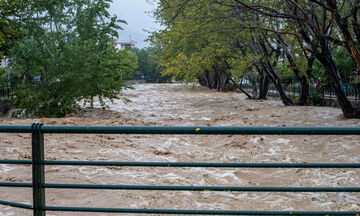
[152,0,357,84]
[162,52,207,82]
[132,46,170,83]
[229,55,259,79]
[150,0,299,90]
[149,0,360,116]
[150,1,235,84]
[312,59,331,87]
[333,47,355,83]
[0,0,24,60]
[0,67,7,83]
[277,66,293,83]
[312,59,325,78]
[312,47,354,85]
[308,89,324,106]
[8,0,138,117]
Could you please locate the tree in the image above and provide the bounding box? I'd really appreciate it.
[152,0,360,118]
[151,0,254,97]
[0,0,24,61]
[325,0,360,73]
[285,0,359,117]
[133,45,170,83]
[9,0,138,117]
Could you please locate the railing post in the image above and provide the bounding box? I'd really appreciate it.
[32,123,45,216]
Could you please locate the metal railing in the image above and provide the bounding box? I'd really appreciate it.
[1,124,360,215]
[241,82,360,101]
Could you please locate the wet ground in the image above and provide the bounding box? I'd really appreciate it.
[0,83,360,215]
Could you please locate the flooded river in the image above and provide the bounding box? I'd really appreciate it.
[1,83,360,215]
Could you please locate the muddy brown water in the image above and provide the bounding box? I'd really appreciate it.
[1,83,360,215]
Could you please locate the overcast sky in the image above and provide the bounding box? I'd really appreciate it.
[109,1,162,48]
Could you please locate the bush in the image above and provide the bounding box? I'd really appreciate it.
[307,89,324,106]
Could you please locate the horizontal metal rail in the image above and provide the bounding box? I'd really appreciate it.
[2,182,360,193]
[32,184,360,193]
[1,125,360,135]
[0,160,32,165]
[0,200,33,210]
[0,182,32,187]
[3,160,360,168]
[42,206,360,215]
[1,201,360,215]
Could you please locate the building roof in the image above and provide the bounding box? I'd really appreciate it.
[115,40,136,46]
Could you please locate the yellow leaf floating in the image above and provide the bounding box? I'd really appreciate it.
[196,128,200,132]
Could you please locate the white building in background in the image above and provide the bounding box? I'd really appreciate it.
[114,39,136,50]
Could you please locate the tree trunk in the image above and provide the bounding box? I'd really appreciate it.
[264,63,294,106]
[351,0,360,43]
[297,76,309,105]
[285,56,309,105]
[229,78,253,99]
[198,71,209,87]
[298,57,314,105]
[249,69,258,97]
[258,67,269,99]
[253,28,293,105]
[326,0,360,74]
[219,71,229,91]
[207,69,217,89]
[286,55,309,105]
[277,33,309,105]
[317,43,360,118]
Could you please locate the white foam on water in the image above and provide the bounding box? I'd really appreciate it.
[180,191,194,196]
[216,171,241,184]
[0,164,15,172]
[307,169,359,186]
[6,147,18,152]
[161,172,187,181]
[79,167,113,176]
[0,207,15,216]
[263,146,281,156]
[218,191,248,200]
[270,138,290,145]
[164,137,180,148]
[338,192,360,203]
[250,137,261,144]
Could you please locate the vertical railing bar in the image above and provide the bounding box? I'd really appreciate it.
[32,123,45,216]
